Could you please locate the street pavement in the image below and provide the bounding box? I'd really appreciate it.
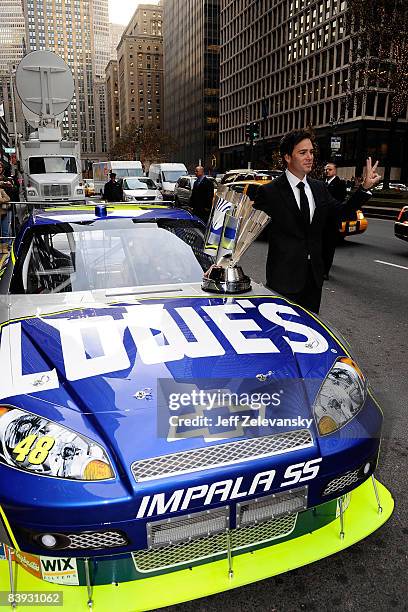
[166,218,407,612]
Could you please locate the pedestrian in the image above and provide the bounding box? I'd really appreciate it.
[322,162,347,280]
[253,129,381,313]
[0,161,13,254]
[189,166,215,222]
[103,172,124,202]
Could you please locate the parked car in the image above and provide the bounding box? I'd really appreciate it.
[84,179,95,197]
[220,169,283,185]
[174,175,216,208]
[122,176,162,202]
[395,205,408,242]
[374,181,408,192]
[0,201,392,609]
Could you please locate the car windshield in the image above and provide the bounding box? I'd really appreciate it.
[29,156,77,174]
[123,178,156,190]
[10,219,214,294]
[162,171,187,182]
[114,168,143,178]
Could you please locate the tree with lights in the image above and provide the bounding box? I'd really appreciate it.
[344,0,408,188]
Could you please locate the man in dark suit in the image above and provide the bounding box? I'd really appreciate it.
[190,166,215,222]
[253,129,380,313]
[322,162,348,280]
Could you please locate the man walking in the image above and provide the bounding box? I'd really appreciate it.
[190,166,214,222]
[103,172,124,202]
[253,129,380,313]
[322,162,347,279]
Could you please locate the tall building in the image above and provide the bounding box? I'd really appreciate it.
[105,60,120,150]
[0,1,26,145]
[22,0,110,161]
[163,0,220,170]
[219,0,408,179]
[111,4,163,150]
[109,23,125,60]
[0,0,26,74]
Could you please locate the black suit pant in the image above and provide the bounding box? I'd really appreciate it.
[267,263,322,314]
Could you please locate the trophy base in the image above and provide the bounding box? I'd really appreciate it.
[202,265,252,294]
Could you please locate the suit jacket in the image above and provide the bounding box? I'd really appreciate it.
[326,175,347,202]
[253,173,370,293]
[190,176,214,221]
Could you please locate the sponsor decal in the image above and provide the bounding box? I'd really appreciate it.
[136,459,322,518]
[40,557,79,585]
[14,550,42,579]
[0,544,6,560]
[0,300,329,398]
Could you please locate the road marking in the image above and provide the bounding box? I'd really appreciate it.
[375,259,408,271]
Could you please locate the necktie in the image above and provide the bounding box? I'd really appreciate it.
[297,181,310,224]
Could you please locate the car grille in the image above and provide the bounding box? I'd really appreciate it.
[133,513,297,572]
[323,468,359,496]
[42,184,70,197]
[65,530,128,549]
[131,429,314,482]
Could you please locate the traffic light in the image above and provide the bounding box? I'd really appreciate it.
[251,121,260,139]
[245,124,251,141]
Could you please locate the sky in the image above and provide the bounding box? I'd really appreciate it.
[109,0,160,25]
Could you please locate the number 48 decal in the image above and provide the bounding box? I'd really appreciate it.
[12,435,55,465]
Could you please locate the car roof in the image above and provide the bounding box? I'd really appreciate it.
[25,203,201,228]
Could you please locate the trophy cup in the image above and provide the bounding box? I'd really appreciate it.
[202,186,270,294]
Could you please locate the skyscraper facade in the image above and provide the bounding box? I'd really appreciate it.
[219,0,408,179]
[112,4,163,148]
[0,1,26,144]
[0,1,26,74]
[22,0,109,161]
[163,0,220,169]
[105,59,120,150]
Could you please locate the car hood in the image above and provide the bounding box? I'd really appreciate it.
[0,292,345,466]
[123,188,159,197]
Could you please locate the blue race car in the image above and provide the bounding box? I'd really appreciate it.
[0,203,393,610]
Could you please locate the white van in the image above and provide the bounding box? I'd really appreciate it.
[93,161,143,195]
[148,163,188,199]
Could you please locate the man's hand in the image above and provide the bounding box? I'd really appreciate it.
[362,157,381,190]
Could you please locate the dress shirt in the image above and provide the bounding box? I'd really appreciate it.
[327,176,335,185]
[285,169,316,221]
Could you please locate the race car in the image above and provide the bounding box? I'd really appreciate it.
[0,202,393,611]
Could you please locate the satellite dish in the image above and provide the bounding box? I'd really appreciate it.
[22,104,64,129]
[15,50,74,119]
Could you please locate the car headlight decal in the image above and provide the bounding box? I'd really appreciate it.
[0,406,114,480]
[313,357,367,435]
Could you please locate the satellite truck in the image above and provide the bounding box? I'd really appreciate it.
[15,50,85,203]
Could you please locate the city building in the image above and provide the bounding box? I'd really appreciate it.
[110,4,163,151]
[0,109,11,168]
[0,1,27,148]
[109,23,125,60]
[163,0,220,170]
[219,0,408,180]
[105,60,120,150]
[22,0,110,162]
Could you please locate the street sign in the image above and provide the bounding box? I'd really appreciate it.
[331,136,341,151]
[4,147,15,154]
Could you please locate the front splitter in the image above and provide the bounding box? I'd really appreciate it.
[0,479,394,611]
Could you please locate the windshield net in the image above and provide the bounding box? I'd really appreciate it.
[29,157,78,174]
[11,221,214,294]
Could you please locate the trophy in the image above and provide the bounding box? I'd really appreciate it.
[202,185,270,293]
